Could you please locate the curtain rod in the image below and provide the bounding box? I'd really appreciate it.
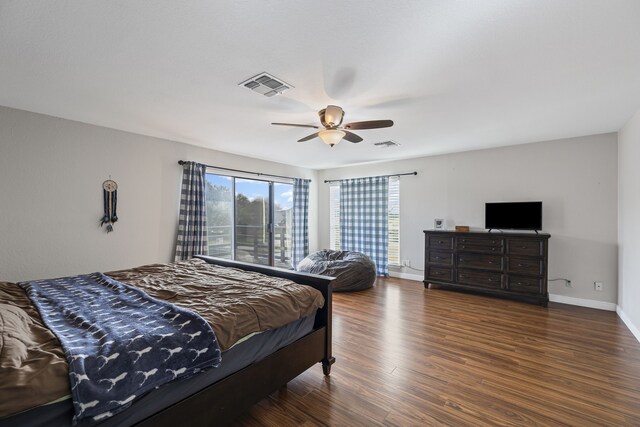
[178,160,308,182]
[323,171,417,184]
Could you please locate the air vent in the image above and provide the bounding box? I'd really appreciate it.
[374,140,401,148]
[239,72,293,97]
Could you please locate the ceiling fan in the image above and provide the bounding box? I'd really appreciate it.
[272,105,393,147]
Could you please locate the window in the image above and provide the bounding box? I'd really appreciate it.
[329,176,400,265]
[273,182,293,268]
[205,173,293,268]
[388,176,400,265]
[205,174,233,259]
[329,184,341,250]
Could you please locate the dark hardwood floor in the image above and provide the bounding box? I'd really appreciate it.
[235,277,640,426]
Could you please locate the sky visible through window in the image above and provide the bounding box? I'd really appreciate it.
[206,175,292,210]
[273,182,293,211]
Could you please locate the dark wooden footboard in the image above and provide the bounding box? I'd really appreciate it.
[136,256,335,427]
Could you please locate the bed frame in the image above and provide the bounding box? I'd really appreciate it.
[136,256,335,427]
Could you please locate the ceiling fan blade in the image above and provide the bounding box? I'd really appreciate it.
[272,122,320,129]
[342,130,363,143]
[298,132,321,142]
[343,120,394,130]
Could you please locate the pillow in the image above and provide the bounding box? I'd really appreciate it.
[0,303,33,367]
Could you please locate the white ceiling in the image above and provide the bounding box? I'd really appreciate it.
[1,1,640,169]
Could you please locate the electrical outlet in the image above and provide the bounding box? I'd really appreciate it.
[402,259,410,267]
[565,279,572,287]
[594,281,604,291]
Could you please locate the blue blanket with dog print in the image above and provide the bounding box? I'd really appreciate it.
[20,272,221,424]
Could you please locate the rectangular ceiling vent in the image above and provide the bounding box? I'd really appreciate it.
[374,140,401,148]
[239,72,293,97]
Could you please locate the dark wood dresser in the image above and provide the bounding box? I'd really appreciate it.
[424,230,550,306]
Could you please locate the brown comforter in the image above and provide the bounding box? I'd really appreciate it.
[0,258,324,418]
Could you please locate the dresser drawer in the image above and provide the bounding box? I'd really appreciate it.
[457,269,503,289]
[427,235,454,250]
[507,276,543,294]
[428,251,453,266]
[508,257,543,276]
[507,239,543,256]
[457,253,503,271]
[426,266,454,282]
[457,236,503,254]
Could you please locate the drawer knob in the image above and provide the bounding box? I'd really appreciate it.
[521,246,527,249]
[461,245,466,249]
[488,261,494,264]
[487,279,493,282]
[492,248,496,251]
[517,282,522,285]
[492,240,496,244]
[518,263,524,267]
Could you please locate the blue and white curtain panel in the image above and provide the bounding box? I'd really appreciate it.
[175,162,208,261]
[340,176,389,276]
[292,178,310,269]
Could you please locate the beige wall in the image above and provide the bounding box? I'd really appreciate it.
[0,106,318,282]
[618,110,640,334]
[318,134,618,305]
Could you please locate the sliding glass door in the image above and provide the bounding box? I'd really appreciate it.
[235,179,271,265]
[205,173,293,268]
[205,174,234,259]
[273,182,293,268]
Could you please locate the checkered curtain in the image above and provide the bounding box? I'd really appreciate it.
[340,176,389,276]
[292,178,310,269]
[174,162,208,261]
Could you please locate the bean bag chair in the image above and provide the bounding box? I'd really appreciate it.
[297,250,376,292]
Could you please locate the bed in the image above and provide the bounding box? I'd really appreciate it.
[0,255,335,426]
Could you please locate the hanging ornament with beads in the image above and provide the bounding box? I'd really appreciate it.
[100,179,118,233]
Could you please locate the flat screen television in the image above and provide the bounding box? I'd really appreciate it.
[485,201,542,231]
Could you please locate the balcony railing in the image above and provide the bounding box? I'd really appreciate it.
[206,225,292,268]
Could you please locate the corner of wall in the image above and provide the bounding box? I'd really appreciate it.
[617,108,640,343]
[617,305,640,343]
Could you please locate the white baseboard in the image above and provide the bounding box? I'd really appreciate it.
[384,276,637,342]
[548,294,617,311]
[388,271,423,282]
[387,279,620,312]
[616,306,640,344]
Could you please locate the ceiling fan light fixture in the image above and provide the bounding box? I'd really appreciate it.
[319,129,345,147]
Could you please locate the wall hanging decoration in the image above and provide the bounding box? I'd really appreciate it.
[100,178,118,233]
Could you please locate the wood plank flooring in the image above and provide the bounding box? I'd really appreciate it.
[234,277,640,426]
